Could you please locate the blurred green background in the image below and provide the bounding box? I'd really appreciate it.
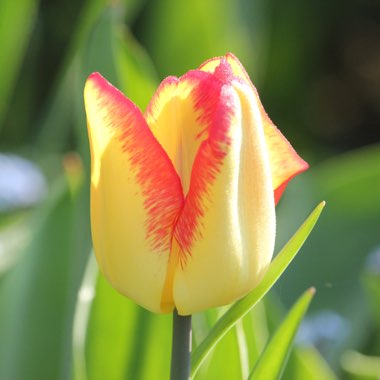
[0,0,379,379]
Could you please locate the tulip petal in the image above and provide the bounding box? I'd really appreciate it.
[261,113,309,203]
[199,53,309,203]
[84,73,184,313]
[173,80,276,315]
[144,70,228,196]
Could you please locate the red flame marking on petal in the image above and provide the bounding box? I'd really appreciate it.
[173,72,235,264]
[88,73,184,252]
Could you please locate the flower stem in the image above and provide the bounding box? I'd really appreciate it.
[170,309,192,380]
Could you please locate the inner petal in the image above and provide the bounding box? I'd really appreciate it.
[144,70,225,195]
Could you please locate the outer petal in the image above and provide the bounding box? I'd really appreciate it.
[200,53,309,203]
[84,73,184,313]
[173,79,276,315]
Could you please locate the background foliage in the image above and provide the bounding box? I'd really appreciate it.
[0,0,379,379]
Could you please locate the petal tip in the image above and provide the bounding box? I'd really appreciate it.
[85,72,103,86]
[84,72,105,99]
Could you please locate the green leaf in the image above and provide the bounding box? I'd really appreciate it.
[341,350,380,380]
[73,259,173,380]
[275,144,380,363]
[36,0,149,152]
[73,5,159,162]
[0,218,31,276]
[361,268,380,356]
[194,321,247,380]
[72,254,98,380]
[79,5,158,102]
[284,346,338,380]
[242,301,270,366]
[114,27,158,110]
[0,0,38,129]
[248,288,315,379]
[79,264,145,380]
[362,272,380,328]
[75,256,170,380]
[73,255,171,380]
[0,177,91,380]
[190,201,325,378]
[36,0,110,152]
[235,320,251,379]
[135,0,261,81]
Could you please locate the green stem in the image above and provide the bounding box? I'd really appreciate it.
[170,309,192,380]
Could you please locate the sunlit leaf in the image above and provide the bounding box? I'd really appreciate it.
[264,294,337,380]
[194,322,245,380]
[248,288,315,379]
[0,220,30,275]
[0,176,90,380]
[75,266,172,380]
[0,0,38,129]
[284,346,338,380]
[341,350,380,380]
[72,254,98,380]
[242,301,270,366]
[114,27,158,109]
[83,269,144,380]
[362,265,380,327]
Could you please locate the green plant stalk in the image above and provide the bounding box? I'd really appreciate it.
[170,310,192,380]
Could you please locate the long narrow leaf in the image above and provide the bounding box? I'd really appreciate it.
[284,346,338,380]
[248,288,315,379]
[72,254,98,380]
[0,177,91,380]
[190,201,325,378]
[0,0,38,129]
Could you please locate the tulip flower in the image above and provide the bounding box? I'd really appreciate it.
[84,53,308,316]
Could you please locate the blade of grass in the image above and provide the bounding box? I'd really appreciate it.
[248,288,315,379]
[190,201,325,378]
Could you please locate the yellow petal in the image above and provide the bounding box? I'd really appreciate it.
[200,53,308,203]
[84,73,184,313]
[173,80,276,315]
[144,70,227,195]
